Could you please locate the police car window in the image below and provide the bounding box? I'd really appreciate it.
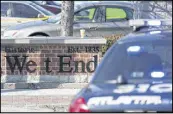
[12,3,40,18]
[93,39,172,84]
[74,7,96,22]
[105,7,127,22]
[1,3,10,17]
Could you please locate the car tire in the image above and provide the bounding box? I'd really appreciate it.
[29,32,49,37]
[30,34,48,37]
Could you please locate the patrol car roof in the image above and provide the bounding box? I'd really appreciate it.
[118,30,172,44]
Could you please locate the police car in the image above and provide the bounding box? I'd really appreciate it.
[69,19,172,112]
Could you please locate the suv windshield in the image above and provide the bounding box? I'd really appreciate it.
[46,5,79,24]
[92,37,172,84]
[31,2,54,16]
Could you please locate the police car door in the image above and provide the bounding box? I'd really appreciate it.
[73,6,105,37]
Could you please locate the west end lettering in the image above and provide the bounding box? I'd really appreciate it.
[5,55,37,73]
[4,55,98,74]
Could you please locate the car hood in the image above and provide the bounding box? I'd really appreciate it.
[80,83,172,112]
[7,20,51,31]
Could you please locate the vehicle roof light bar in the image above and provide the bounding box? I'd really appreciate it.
[129,19,172,27]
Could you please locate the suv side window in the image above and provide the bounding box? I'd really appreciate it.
[105,6,127,22]
[12,3,40,18]
[74,7,97,22]
[1,3,10,17]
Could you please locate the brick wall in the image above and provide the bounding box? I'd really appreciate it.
[1,38,106,84]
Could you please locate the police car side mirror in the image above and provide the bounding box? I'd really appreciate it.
[105,75,127,85]
[116,75,127,85]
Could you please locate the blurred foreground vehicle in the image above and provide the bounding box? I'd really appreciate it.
[1,1,54,31]
[69,20,172,112]
[3,1,136,37]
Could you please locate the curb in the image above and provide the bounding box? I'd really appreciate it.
[1,82,88,89]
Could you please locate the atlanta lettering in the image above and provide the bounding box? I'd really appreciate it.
[87,96,163,106]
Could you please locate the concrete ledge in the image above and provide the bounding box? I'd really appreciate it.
[1,83,87,89]
[1,37,106,44]
[1,75,92,83]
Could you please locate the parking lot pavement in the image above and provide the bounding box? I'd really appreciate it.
[1,89,81,112]
[2,106,53,112]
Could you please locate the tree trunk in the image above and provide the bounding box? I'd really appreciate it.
[61,1,74,36]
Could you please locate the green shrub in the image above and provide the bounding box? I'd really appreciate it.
[102,34,125,55]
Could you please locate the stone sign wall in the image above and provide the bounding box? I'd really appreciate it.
[1,37,106,84]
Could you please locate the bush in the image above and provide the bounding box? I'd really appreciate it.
[102,34,125,55]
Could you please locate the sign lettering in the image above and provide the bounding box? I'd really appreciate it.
[3,55,98,73]
[1,46,100,74]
